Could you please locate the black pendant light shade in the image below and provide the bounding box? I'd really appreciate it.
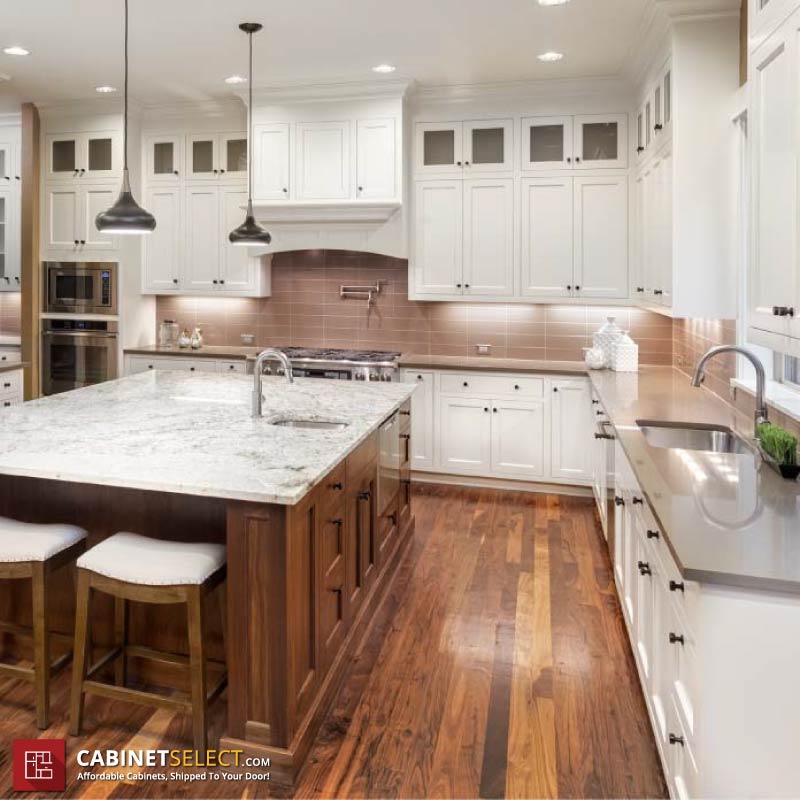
[96,0,155,235]
[228,22,272,246]
[96,168,156,234]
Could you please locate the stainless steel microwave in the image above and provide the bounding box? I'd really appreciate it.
[44,262,118,315]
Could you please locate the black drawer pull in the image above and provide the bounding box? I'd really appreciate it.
[646,529,660,539]
[330,481,344,491]
[614,496,624,507]
[669,734,685,747]
[669,580,685,593]
[358,490,371,501]
[400,433,411,440]
[330,518,343,527]
[637,561,651,576]
[669,632,684,645]
[632,497,644,505]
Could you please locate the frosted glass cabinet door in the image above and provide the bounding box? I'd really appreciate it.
[0,144,12,180]
[463,119,513,173]
[574,114,628,169]
[220,134,248,179]
[414,122,463,175]
[253,123,291,201]
[188,135,219,179]
[521,116,573,170]
[146,135,182,182]
[84,132,121,180]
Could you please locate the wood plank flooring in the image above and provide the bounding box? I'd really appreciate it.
[0,485,667,799]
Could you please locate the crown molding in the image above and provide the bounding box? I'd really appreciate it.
[655,0,741,20]
[245,79,413,105]
[0,111,21,126]
[140,96,245,121]
[36,96,144,118]
[410,75,633,104]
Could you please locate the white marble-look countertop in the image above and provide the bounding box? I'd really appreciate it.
[0,372,417,505]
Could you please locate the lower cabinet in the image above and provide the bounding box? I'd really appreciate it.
[0,368,23,408]
[404,368,591,486]
[344,458,377,622]
[124,354,247,375]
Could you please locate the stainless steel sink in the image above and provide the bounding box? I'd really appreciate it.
[270,419,348,430]
[636,420,753,454]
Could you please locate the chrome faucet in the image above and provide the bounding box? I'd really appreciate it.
[252,348,294,417]
[691,345,768,434]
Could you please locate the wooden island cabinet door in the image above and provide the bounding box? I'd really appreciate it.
[345,464,377,622]
[318,508,346,670]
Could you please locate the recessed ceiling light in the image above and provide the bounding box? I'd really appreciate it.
[538,0,571,5]
[224,74,247,84]
[538,51,564,62]
[95,85,117,93]
[3,46,30,56]
[372,64,396,74]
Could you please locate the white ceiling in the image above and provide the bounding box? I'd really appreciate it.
[0,0,650,110]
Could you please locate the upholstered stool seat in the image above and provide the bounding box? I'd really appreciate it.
[0,517,87,562]
[77,532,225,586]
[70,532,227,752]
[0,517,87,728]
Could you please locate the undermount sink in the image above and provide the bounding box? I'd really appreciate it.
[270,418,348,430]
[637,420,753,454]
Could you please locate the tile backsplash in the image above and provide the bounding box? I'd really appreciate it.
[0,293,21,336]
[673,318,737,401]
[155,250,674,363]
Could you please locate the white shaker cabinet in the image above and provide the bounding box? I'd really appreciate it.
[414,180,463,295]
[462,178,514,296]
[490,398,547,480]
[218,187,254,292]
[573,176,629,299]
[438,395,492,474]
[43,183,118,254]
[144,135,183,184]
[45,130,122,183]
[295,121,350,200]
[356,118,396,199]
[184,186,221,292]
[749,16,800,342]
[520,177,574,298]
[404,370,436,470]
[550,378,592,482]
[143,187,182,292]
[521,116,574,171]
[253,123,291,201]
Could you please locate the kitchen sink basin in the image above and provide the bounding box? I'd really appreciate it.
[636,420,753,454]
[270,419,348,430]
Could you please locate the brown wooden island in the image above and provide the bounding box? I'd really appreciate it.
[0,371,415,785]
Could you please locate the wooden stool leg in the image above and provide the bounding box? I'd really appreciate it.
[31,563,50,730]
[114,597,128,686]
[218,583,228,668]
[69,570,92,736]
[186,586,208,753]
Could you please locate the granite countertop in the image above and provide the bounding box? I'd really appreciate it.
[0,362,25,375]
[590,367,800,594]
[125,345,260,360]
[398,353,586,374]
[0,372,416,505]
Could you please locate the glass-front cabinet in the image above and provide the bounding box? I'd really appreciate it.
[574,114,628,170]
[145,135,183,182]
[220,134,248,177]
[187,133,247,179]
[45,131,121,181]
[415,120,513,175]
[0,188,19,291]
[415,122,463,175]
[463,120,513,173]
[522,116,573,170]
[0,144,15,181]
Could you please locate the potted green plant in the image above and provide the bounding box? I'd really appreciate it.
[757,422,800,480]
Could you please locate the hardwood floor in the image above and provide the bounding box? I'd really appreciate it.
[0,485,667,799]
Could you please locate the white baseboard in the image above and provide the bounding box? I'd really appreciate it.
[410,470,593,498]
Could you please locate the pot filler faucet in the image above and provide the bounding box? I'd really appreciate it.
[691,345,768,434]
[252,348,294,417]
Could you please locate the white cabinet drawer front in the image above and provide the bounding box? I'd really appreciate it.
[439,372,544,398]
[0,369,22,398]
[218,360,246,374]
[402,370,435,470]
[1,393,22,409]
[668,693,700,800]
[127,356,217,374]
[0,349,21,365]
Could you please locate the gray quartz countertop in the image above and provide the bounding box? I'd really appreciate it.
[590,367,800,594]
[0,371,416,505]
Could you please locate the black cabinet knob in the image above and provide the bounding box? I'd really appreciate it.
[174,170,179,175]
[592,399,599,405]
[456,161,462,166]
[80,240,85,245]
[416,375,423,380]
[575,285,581,291]
[636,146,645,153]
[567,284,572,290]
[638,561,652,576]
[172,278,178,284]
[74,240,79,245]
[493,407,498,413]
[553,387,559,393]
[358,186,364,192]
[464,160,471,166]
[669,580,685,593]
[514,385,520,390]
[220,168,226,174]
[464,284,470,288]
[646,529,660,539]
[669,734,685,747]
[632,497,644,505]
[282,187,288,193]
[566,157,572,163]
[655,124,663,131]
[669,632,685,645]
[483,407,489,413]
[654,289,664,296]
[456,283,462,289]
[773,306,795,317]
[331,518,343,527]
[219,279,225,285]
[463,381,469,387]
[213,279,218,284]
[575,156,582,162]
[614,496,624,507]
[636,287,644,293]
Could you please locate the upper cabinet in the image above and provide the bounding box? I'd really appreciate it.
[415,119,513,176]
[252,115,400,206]
[521,114,627,171]
[145,135,183,183]
[632,15,739,319]
[749,0,800,51]
[45,131,122,182]
[186,133,247,181]
[0,123,20,292]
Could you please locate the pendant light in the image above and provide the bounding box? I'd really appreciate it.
[228,22,272,246]
[96,0,156,234]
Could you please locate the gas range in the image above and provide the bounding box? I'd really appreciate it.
[261,347,401,382]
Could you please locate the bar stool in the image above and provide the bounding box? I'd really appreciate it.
[0,517,87,728]
[69,532,227,752]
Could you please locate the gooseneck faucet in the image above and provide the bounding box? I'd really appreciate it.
[252,348,294,417]
[691,345,767,434]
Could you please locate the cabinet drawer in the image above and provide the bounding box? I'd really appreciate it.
[668,693,700,799]
[439,372,544,398]
[0,370,23,398]
[218,360,247,374]
[1,393,22,409]
[0,349,21,365]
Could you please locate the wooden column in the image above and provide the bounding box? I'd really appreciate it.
[20,102,40,399]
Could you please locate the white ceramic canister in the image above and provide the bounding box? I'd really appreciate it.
[612,332,639,372]
[593,316,624,367]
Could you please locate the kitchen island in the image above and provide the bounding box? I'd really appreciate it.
[0,371,416,784]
